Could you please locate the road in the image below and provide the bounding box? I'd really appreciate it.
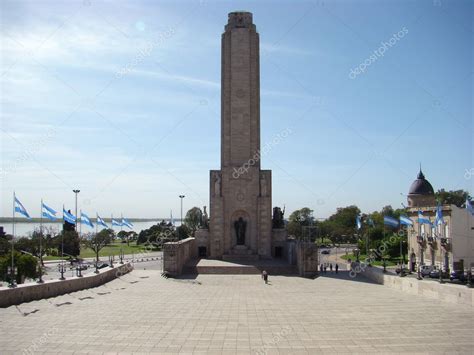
[7,252,164,285]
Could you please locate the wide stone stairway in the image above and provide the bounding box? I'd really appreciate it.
[183,258,298,275]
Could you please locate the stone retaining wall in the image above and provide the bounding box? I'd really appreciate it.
[0,263,133,308]
[295,241,319,278]
[163,238,196,276]
[361,266,474,307]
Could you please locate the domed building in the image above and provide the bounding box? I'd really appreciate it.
[405,168,474,275]
[407,169,436,208]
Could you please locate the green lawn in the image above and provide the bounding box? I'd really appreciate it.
[340,253,400,267]
[43,242,159,260]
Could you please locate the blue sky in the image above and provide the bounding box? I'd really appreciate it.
[1,0,472,219]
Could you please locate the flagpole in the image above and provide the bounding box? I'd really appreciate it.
[11,192,15,287]
[38,199,44,283]
[40,199,43,267]
[62,205,64,267]
[418,211,423,267]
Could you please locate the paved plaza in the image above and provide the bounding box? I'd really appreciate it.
[1,269,473,354]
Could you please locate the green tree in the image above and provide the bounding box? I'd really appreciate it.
[176,224,191,240]
[0,234,11,256]
[82,229,113,262]
[184,207,203,237]
[0,252,39,284]
[57,230,81,258]
[287,207,314,239]
[117,230,136,246]
[435,189,471,208]
[326,205,361,243]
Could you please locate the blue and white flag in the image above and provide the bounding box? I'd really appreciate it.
[418,211,432,225]
[63,208,76,225]
[170,210,174,226]
[42,202,57,221]
[97,214,108,228]
[466,198,474,216]
[366,217,375,227]
[399,215,414,226]
[122,218,133,229]
[81,212,94,228]
[356,215,362,230]
[14,195,31,219]
[383,216,399,228]
[112,219,122,227]
[435,205,445,225]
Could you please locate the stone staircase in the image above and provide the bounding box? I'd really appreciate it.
[183,258,298,275]
[222,245,259,262]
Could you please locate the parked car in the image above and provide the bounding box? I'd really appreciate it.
[97,262,109,269]
[77,263,89,270]
[450,270,466,282]
[321,250,330,255]
[428,268,440,278]
[395,266,410,275]
[421,265,435,277]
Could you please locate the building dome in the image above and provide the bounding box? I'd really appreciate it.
[407,168,436,208]
[408,169,434,195]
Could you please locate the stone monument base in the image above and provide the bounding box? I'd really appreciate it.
[184,258,297,275]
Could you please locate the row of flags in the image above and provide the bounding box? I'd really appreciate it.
[382,209,442,228]
[357,198,473,230]
[13,193,134,230]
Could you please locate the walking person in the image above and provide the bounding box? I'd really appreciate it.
[262,270,268,284]
[323,265,327,273]
[330,263,333,272]
[335,263,339,274]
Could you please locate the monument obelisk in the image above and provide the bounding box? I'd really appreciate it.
[209,12,272,260]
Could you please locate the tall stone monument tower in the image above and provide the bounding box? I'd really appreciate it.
[209,11,272,260]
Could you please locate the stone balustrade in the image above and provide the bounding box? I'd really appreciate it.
[361,266,474,307]
[0,263,133,308]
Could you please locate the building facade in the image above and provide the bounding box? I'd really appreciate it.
[406,170,474,272]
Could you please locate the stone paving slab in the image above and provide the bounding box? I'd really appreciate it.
[0,270,472,354]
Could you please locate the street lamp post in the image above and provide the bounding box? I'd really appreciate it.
[179,195,185,226]
[58,263,66,280]
[7,266,16,288]
[73,190,80,231]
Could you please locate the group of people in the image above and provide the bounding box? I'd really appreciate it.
[320,263,338,274]
[261,263,339,283]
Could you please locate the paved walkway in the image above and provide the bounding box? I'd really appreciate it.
[0,270,472,354]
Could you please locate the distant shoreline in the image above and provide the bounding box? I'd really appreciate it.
[0,217,176,224]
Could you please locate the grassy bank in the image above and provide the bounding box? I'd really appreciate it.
[340,253,400,267]
[43,241,159,260]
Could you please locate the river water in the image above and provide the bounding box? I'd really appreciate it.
[0,221,181,237]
